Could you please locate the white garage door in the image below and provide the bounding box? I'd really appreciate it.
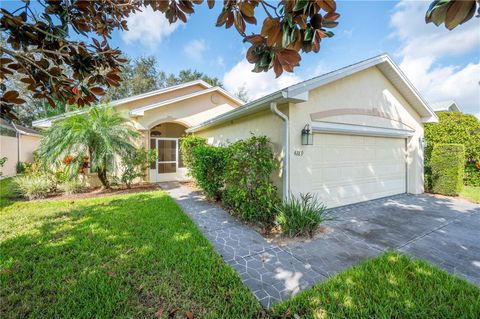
[311,134,406,208]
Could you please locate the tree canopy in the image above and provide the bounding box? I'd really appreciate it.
[425,112,480,163]
[102,56,223,102]
[1,0,478,119]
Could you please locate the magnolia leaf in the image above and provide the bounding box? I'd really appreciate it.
[445,0,474,30]
[240,2,254,17]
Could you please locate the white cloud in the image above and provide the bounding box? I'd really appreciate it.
[121,6,180,48]
[223,59,302,101]
[215,56,225,68]
[390,1,480,117]
[183,39,207,61]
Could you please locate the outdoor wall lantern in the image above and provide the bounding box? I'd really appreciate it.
[301,124,313,145]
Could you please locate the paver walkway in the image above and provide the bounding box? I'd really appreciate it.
[161,182,480,308]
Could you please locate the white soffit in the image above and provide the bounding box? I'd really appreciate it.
[311,121,415,138]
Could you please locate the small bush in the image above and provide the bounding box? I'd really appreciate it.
[16,161,29,174]
[180,135,207,170]
[121,148,157,188]
[190,145,227,200]
[222,135,279,225]
[12,175,52,200]
[59,179,85,195]
[275,193,328,237]
[431,144,465,196]
[464,163,480,187]
[0,156,6,176]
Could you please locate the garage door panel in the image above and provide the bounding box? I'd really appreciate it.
[311,134,406,208]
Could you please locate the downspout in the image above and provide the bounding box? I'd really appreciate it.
[270,102,289,200]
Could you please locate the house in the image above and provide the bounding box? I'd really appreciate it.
[0,118,42,177]
[33,54,438,207]
[33,80,244,184]
[431,100,461,113]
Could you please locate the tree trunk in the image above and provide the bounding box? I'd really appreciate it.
[97,166,110,189]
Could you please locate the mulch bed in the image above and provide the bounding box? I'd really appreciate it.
[43,183,161,201]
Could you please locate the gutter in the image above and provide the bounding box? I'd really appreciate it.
[270,102,289,200]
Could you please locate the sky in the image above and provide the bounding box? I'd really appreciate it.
[3,0,480,117]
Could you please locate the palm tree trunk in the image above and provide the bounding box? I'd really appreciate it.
[97,166,110,189]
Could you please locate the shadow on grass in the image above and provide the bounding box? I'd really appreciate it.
[0,192,262,319]
[270,251,480,319]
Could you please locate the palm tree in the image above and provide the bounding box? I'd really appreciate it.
[39,106,139,189]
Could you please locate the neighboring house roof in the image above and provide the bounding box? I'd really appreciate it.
[431,100,461,112]
[187,54,439,133]
[0,118,41,137]
[32,80,242,128]
[129,86,243,116]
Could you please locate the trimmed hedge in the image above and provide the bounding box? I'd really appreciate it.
[431,144,465,196]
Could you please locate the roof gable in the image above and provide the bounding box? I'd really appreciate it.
[188,54,438,133]
[129,86,243,116]
[32,80,242,128]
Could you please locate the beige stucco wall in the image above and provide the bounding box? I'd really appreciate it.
[194,106,288,196]
[288,66,424,196]
[0,134,41,177]
[132,93,238,130]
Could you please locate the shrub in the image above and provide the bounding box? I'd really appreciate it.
[431,144,465,196]
[12,175,52,200]
[180,135,207,170]
[16,161,29,174]
[464,163,480,187]
[59,179,86,195]
[0,156,6,176]
[190,145,227,200]
[425,112,480,163]
[222,135,279,225]
[275,193,328,237]
[121,148,157,188]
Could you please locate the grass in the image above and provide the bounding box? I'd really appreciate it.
[1,177,479,318]
[460,185,480,203]
[0,178,262,318]
[270,252,480,318]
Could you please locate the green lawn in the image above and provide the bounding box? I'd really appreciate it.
[1,178,479,318]
[0,178,261,318]
[460,185,480,203]
[271,252,480,318]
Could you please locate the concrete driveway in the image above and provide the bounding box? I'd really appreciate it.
[322,194,480,285]
[164,183,480,308]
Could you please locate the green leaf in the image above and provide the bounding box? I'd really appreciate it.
[293,0,308,12]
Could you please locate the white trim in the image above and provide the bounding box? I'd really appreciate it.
[311,121,415,138]
[130,87,243,116]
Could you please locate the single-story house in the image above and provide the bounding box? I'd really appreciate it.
[33,54,438,208]
[431,100,461,113]
[0,118,42,177]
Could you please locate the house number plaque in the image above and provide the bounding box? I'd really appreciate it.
[293,150,304,156]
